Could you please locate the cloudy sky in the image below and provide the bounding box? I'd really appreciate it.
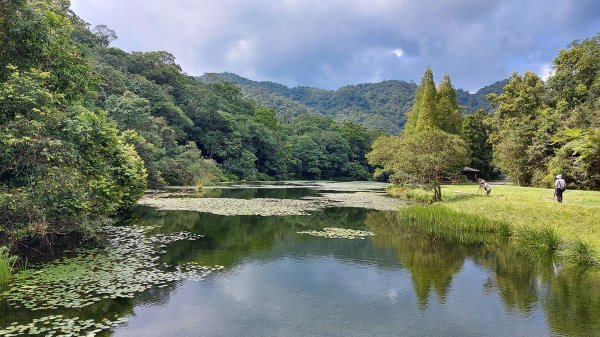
[70,0,599,91]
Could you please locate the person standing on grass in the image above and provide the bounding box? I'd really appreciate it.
[479,179,492,196]
[555,174,567,203]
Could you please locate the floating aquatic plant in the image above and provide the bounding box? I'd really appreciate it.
[0,224,223,336]
[0,314,129,337]
[297,227,375,240]
[139,190,403,216]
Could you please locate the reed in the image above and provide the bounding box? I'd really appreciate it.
[396,204,511,244]
[0,246,18,289]
[565,239,600,270]
[514,226,560,260]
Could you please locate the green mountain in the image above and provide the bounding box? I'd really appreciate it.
[455,79,509,115]
[199,73,508,134]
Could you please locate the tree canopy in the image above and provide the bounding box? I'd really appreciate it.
[368,68,468,201]
[462,109,494,179]
[487,33,600,189]
[0,0,146,243]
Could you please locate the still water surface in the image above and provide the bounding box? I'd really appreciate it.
[2,185,600,336]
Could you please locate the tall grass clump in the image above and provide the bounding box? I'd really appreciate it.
[387,185,434,204]
[0,246,18,289]
[565,239,600,271]
[514,226,560,260]
[397,204,512,244]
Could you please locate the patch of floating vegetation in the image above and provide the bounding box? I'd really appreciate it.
[161,181,388,191]
[139,197,327,216]
[297,227,375,240]
[312,181,389,192]
[139,191,403,216]
[1,314,129,337]
[0,225,223,336]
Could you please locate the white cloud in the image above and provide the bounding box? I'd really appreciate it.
[226,38,255,63]
[391,48,404,58]
[538,63,554,81]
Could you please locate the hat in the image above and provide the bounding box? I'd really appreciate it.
[556,174,562,179]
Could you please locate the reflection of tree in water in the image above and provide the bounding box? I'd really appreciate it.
[474,242,600,336]
[366,211,470,308]
[366,210,600,336]
[133,281,179,309]
[544,272,600,337]
[472,245,547,315]
[134,206,369,267]
[195,188,320,199]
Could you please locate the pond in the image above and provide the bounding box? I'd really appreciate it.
[1,182,600,336]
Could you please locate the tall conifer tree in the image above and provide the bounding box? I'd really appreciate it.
[406,67,438,132]
[406,68,462,134]
[436,74,462,134]
[414,67,439,131]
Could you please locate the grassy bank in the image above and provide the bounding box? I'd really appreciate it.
[392,204,511,245]
[388,184,600,267]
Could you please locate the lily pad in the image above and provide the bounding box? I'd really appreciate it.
[297,227,375,240]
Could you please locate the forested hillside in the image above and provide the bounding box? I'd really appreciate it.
[90,50,377,184]
[0,0,378,243]
[200,72,506,134]
[455,79,509,115]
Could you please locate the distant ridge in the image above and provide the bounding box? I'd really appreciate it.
[199,72,507,134]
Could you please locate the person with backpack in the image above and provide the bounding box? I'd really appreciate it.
[478,179,492,196]
[554,174,567,203]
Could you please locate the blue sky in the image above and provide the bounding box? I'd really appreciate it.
[70,0,599,92]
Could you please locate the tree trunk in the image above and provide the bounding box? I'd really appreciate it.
[433,185,442,202]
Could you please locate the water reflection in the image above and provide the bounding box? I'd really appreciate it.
[366,211,600,336]
[135,206,372,267]
[3,205,600,336]
[367,211,484,309]
[178,187,321,199]
[115,206,600,336]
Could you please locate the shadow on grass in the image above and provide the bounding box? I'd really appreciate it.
[442,193,479,202]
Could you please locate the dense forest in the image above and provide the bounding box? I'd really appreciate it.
[0,0,377,244]
[90,49,379,184]
[486,33,600,189]
[368,32,600,193]
[199,72,507,134]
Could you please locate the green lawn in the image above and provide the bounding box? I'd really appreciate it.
[388,184,600,251]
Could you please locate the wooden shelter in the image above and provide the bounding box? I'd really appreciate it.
[462,167,480,181]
